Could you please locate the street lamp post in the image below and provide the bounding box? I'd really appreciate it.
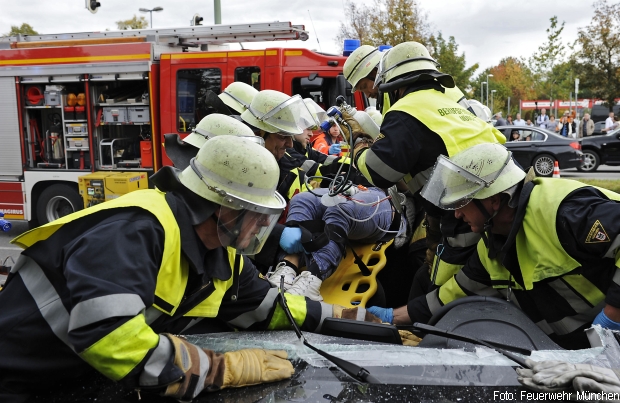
[486,74,494,107]
[481,81,486,104]
[139,6,163,28]
[491,90,497,115]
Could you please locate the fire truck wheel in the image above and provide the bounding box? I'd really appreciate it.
[36,184,83,225]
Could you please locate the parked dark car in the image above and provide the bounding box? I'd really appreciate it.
[592,121,607,136]
[496,126,583,177]
[578,127,620,172]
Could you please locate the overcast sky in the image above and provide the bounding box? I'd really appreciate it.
[1,0,598,74]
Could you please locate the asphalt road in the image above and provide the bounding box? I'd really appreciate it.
[561,165,620,179]
[1,166,619,270]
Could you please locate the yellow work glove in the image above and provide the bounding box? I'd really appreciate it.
[222,348,294,388]
[398,330,422,346]
[161,335,294,400]
[333,305,382,323]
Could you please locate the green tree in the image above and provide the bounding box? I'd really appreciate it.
[6,23,38,36]
[336,1,373,47]
[116,15,149,30]
[336,0,431,48]
[428,33,478,95]
[473,58,536,116]
[369,0,431,46]
[529,16,570,102]
[572,0,620,112]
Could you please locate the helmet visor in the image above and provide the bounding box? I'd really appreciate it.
[304,98,328,129]
[373,49,391,89]
[189,158,285,254]
[420,152,512,210]
[248,95,314,135]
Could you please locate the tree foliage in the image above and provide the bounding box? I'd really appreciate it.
[116,15,149,30]
[336,0,431,47]
[336,2,373,46]
[7,23,38,36]
[428,33,478,93]
[572,0,620,111]
[473,58,536,116]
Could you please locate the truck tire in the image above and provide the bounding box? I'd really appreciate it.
[532,154,555,177]
[36,184,83,225]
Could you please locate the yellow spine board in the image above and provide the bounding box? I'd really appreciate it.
[320,240,393,308]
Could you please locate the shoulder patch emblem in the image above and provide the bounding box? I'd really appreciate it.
[585,220,610,243]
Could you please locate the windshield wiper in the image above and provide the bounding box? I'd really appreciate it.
[412,322,529,368]
[277,276,382,384]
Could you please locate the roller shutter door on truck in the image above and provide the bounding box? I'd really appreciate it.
[0,77,22,176]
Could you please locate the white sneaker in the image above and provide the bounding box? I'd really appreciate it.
[287,271,323,301]
[266,262,297,290]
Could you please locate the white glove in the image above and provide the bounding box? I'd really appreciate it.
[516,358,620,393]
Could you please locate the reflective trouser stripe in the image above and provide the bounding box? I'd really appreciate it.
[228,287,279,328]
[139,333,173,386]
[536,320,554,335]
[363,148,406,183]
[79,313,159,381]
[14,255,73,349]
[69,294,146,331]
[267,293,307,329]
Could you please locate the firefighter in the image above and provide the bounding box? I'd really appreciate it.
[343,45,389,115]
[164,113,264,170]
[349,41,505,305]
[0,136,378,402]
[240,90,328,204]
[377,143,620,349]
[343,44,473,116]
[218,81,259,114]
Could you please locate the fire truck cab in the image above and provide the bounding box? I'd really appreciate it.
[0,22,365,226]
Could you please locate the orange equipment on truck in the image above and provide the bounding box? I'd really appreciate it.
[0,22,366,226]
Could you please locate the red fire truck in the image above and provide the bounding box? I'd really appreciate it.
[0,22,365,226]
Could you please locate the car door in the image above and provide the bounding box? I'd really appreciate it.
[599,131,620,163]
[504,128,535,168]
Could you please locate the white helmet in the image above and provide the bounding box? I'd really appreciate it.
[421,143,525,210]
[240,90,315,135]
[219,82,259,114]
[178,136,286,254]
[184,113,262,149]
[468,100,492,123]
[343,45,382,90]
[375,41,454,92]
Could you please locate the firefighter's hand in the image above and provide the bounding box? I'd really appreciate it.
[222,349,295,388]
[340,111,374,145]
[516,359,620,393]
[333,305,382,323]
[399,330,422,346]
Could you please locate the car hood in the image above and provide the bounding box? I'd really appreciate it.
[36,329,620,403]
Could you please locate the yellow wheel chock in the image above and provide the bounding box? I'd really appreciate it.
[320,239,393,308]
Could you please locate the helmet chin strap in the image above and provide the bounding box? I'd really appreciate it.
[471,198,501,259]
